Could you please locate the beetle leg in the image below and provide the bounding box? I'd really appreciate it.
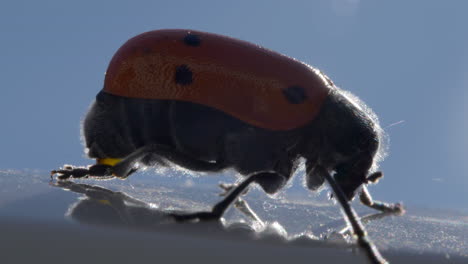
[113,144,227,178]
[218,183,263,224]
[338,211,397,237]
[359,185,405,214]
[319,166,388,264]
[171,172,275,222]
[51,164,113,180]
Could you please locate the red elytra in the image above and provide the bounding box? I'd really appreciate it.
[103,29,331,131]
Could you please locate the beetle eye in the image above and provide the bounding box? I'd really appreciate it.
[366,171,383,183]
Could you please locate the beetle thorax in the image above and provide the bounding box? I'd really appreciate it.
[302,88,382,171]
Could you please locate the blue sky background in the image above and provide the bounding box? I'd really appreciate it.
[1,0,467,210]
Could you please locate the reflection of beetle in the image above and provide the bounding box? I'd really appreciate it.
[52,29,403,263]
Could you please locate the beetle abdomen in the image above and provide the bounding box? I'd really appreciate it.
[83,91,174,159]
[103,29,331,131]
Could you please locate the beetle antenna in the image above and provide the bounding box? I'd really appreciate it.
[321,168,388,264]
[384,120,405,129]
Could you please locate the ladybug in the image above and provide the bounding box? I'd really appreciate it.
[52,29,403,264]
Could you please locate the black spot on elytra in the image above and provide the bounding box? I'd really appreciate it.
[282,86,307,104]
[175,65,193,85]
[183,33,201,47]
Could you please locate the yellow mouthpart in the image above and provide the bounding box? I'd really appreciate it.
[98,199,111,206]
[97,158,122,166]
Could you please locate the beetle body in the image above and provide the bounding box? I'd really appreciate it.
[54,29,402,264]
[83,29,383,198]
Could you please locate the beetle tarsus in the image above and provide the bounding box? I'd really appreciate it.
[51,166,90,180]
[360,185,405,214]
[51,164,114,180]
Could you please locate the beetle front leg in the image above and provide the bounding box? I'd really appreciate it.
[319,166,388,264]
[359,185,405,214]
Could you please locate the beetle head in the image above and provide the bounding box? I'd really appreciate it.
[302,87,386,200]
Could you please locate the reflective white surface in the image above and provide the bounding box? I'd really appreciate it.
[1,170,466,263]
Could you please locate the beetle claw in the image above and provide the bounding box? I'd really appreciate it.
[50,166,90,180]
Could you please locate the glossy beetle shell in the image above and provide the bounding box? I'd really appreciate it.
[103,29,330,131]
